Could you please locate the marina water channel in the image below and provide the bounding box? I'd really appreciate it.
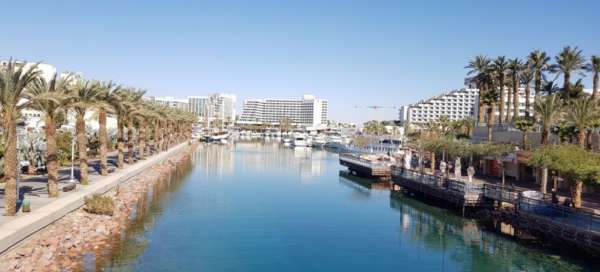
[99,142,598,271]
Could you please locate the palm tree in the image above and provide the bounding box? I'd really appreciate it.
[554,46,586,99]
[481,90,499,142]
[96,82,120,175]
[528,50,551,113]
[492,56,509,124]
[507,58,522,122]
[123,89,145,164]
[466,55,492,124]
[514,117,534,150]
[27,73,73,197]
[70,79,102,185]
[534,94,563,193]
[590,55,600,99]
[565,98,598,148]
[0,60,41,215]
[520,67,534,117]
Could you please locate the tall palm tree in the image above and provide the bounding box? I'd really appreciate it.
[534,94,563,193]
[590,55,600,99]
[520,66,534,117]
[528,50,551,100]
[122,89,145,164]
[0,60,41,215]
[481,90,499,142]
[492,56,509,124]
[565,98,598,148]
[507,58,522,122]
[554,46,586,99]
[70,79,102,185]
[96,82,120,175]
[26,73,73,197]
[466,55,492,124]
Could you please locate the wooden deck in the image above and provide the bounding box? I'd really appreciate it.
[339,154,391,180]
[391,167,487,212]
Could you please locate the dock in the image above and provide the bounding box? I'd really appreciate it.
[390,166,600,254]
[391,166,486,213]
[339,154,392,181]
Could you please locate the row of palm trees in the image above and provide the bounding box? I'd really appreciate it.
[1,60,197,215]
[466,46,599,137]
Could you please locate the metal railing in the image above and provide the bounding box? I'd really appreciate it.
[519,195,600,233]
[392,167,484,196]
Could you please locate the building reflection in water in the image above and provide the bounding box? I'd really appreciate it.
[195,142,328,182]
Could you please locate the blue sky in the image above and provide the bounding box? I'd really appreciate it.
[2,1,599,123]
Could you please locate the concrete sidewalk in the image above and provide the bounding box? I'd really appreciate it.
[0,143,189,254]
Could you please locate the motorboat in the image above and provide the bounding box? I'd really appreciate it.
[292,134,310,147]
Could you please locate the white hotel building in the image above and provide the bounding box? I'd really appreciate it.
[399,88,479,125]
[399,87,536,126]
[188,93,237,124]
[238,95,328,127]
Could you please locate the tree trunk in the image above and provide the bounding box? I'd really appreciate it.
[430,152,436,174]
[76,112,89,185]
[564,72,571,98]
[478,86,486,124]
[45,115,59,197]
[3,115,18,215]
[513,79,519,121]
[139,120,146,160]
[524,82,531,118]
[506,85,512,123]
[522,131,528,150]
[127,121,135,164]
[487,105,494,142]
[541,128,549,145]
[98,109,108,176]
[540,167,548,194]
[578,129,586,148]
[117,119,125,169]
[533,71,542,120]
[498,83,505,125]
[571,180,583,208]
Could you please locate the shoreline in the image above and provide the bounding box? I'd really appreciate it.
[0,143,197,271]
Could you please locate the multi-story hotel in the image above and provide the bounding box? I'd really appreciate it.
[188,93,237,125]
[399,88,479,125]
[238,95,328,127]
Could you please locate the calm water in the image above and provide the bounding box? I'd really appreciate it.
[101,143,597,271]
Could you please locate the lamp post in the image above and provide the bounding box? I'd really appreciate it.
[15,121,27,206]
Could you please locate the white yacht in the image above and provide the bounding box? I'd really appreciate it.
[312,135,327,148]
[292,134,310,147]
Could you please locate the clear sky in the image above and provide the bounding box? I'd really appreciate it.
[2,1,598,124]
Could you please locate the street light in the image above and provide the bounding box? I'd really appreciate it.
[16,121,27,206]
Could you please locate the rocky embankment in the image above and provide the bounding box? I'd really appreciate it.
[0,145,196,272]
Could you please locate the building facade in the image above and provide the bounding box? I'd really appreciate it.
[399,88,479,125]
[400,87,536,126]
[188,93,236,125]
[238,95,328,127]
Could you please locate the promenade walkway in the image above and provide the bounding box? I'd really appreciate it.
[0,143,189,254]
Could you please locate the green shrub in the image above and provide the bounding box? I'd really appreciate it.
[57,131,74,166]
[84,194,114,216]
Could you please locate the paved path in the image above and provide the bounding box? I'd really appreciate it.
[0,143,189,254]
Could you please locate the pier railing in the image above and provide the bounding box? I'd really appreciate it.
[391,167,484,205]
[339,154,392,169]
[518,195,600,233]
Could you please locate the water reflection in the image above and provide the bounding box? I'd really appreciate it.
[390,194,588,272]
